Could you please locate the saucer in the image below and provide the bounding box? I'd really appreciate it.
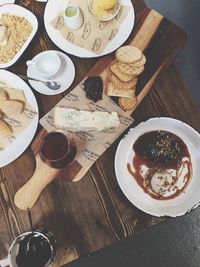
[27,50,75,95]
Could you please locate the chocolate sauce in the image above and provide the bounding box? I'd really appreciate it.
[16,229,55,267]
[39,132,77,169]
[127,131,192,200]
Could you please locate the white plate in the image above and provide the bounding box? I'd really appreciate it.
[0,70,39,168]
[115,117,200,217]
[0,4,38,69]
[0,0,15,5]
[27,50,75,95]
[44,0,135,58]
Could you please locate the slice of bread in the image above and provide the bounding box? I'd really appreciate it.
[0,100,24,116]
[0,119,12,138]
[0,89,8,101]
[6,88,26,102]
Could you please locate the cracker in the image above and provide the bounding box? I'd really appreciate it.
[0,100,24,116]
[109,73,138,89]
[130,54,146,67]
[0,119,12,138]
[106,82,135,98]
[118,97,138,111]
[109,62,135,82]
[118,62,144,76]
[116,46,142,64]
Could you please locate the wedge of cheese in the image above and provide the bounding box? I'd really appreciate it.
[54,107,120,132]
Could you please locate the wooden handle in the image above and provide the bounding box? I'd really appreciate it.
[131,9,163,51]
[14,155,59,210]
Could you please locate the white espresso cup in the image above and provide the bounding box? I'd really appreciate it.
[0,229,56,267]
[64,4,84,30]
[26,51,61,79]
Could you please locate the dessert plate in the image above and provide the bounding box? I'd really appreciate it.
[115,117,200,217]
[27,51,75,95]
[0,0,15,5]
[0,4,38,69]
[0,70,39,167]
[44,0,135,58]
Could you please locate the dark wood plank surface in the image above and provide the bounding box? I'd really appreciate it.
[0,1,199,267]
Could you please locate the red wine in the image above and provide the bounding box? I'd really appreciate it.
[39,132,77,169]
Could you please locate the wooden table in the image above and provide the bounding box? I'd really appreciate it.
[0,1,200,266]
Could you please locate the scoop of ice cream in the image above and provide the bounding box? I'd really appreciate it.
[150,171,174,195]
[95,0,117,10]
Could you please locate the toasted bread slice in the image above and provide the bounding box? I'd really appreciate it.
[0,119,12,138]
[0,100,24,116]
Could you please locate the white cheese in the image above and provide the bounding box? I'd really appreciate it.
[54,107,120,132]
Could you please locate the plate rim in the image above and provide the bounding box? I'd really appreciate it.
[44,0,135,58]
[0,4,38,69]
[114,117,200,217]
[0,70,39,167]
[0,0,15,5]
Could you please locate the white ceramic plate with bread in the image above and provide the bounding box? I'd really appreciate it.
[44,0,135,58]
[0,70,39,167]
[115,117,200,217]
[0,4,38,69]
[0,0,15,5]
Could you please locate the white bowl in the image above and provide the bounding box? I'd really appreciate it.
[0,4,38,68]
[87,0,120,21]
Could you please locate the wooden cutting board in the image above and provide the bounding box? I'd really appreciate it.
[14,8,187,210]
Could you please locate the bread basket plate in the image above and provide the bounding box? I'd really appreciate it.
[115,117,200,217]
[44,0,135,58]
[0,4,38,69]
[0,70,39,167]
[0,0,15,5]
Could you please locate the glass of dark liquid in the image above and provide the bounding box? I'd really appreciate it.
[1,228,56,267]
[39,131,77,169]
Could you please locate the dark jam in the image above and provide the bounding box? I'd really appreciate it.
[83,76,103,102]
[16,229,55,267]
[39,132,77,169]
[127,130,192,200]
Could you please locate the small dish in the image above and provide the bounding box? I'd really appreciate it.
[0,4,38,69]
[26,51,61,79]
[64,4,83,30]
[27,50,75,95]
[87,0,120,21]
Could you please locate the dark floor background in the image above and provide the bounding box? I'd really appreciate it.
[145,0,200,106]
[66,208,200,267]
